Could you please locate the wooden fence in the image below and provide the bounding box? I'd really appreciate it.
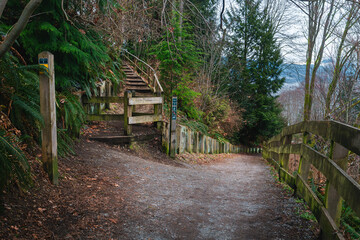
[82,81,163,135]
[162,122,261,155]
[262,120,360,240]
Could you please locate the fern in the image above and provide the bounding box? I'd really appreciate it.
[341,202,360,239]
[181,120,209,135]
[57,129,75,157]
[0,130,32,191]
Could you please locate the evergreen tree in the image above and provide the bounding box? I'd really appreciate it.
[151,9,202,120]
[226,0,285,145]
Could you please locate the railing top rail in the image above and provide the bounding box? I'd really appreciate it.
[268,120,360,156]
[121,49,163,93]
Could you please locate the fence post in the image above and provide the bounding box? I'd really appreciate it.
[324,142,348,226]
[124,91,133,135]
[39,51,58,184]
[154,91,162,130]
[105,81,111,110]
[199,134,205,153]
[186,128,192,153]
[280,135,292,170]
[299,132,311,179]
[193,132,199,153]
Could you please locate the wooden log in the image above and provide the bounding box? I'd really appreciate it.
[39,51,58,184]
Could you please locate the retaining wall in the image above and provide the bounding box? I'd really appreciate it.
[161,122,261,155]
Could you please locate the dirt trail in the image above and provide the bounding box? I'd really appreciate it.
[72,140,317,240]
[1,135,318,239]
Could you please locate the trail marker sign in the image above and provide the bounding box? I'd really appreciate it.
[170,96,177,157]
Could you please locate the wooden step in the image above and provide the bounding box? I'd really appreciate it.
[126,80,144,84]
[125,74,141,78]
[126,82,147,86]
[126,88,153,93]
[127,86,151,90]
[90,134,161,145]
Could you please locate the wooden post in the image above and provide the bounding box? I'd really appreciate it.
[194,132,199,153]
[169,96,177,158]
[154,92,162,130]
[124,91,133,135]
[324,142,348,226]
[299,132,311,179]
[39,51,58,184]
[280,135,292,170]
[186,127,192,153]
[199,134,205,153]
[105,81,111,110]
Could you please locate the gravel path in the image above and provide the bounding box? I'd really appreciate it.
[80,141,317,240]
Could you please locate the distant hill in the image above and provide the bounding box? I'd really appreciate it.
[279,63,306,91]
[279,60,332,92]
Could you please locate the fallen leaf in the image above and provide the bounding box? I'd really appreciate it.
[108,218,117,224]
[38,207,46,213]
[10,225,19,231]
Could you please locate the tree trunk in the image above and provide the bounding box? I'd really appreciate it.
[0,0,8,19]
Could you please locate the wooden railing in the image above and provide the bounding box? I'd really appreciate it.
[262,121,360,240]
[121,49,163,94]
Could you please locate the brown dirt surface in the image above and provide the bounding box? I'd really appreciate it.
[0,122,320,239]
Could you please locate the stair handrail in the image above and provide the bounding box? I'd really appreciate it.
[121,49,163,93]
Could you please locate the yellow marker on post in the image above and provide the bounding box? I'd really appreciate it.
[39,58,49,74]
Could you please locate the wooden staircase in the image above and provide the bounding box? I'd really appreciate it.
[83,52,164,138]
[122,63,154,95]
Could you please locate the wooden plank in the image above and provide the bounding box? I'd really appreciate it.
[325,142,348,226]
[269,144,302,155]
[268,121,360,156]
[279,167,296,188]
[124,91,132,135]
[301,144,360,217]
[129,97,163,105]
[295,174,344,240]
[295,174,323,219]
[128,114,162,124]
[83,96,124,104]
[87,114,124,121]
[329,121,360,156]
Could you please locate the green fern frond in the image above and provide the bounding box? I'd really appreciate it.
[0,131,32,191]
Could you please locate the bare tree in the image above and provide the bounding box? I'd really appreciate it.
[325,1,360,118]
[302,0,337,121]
